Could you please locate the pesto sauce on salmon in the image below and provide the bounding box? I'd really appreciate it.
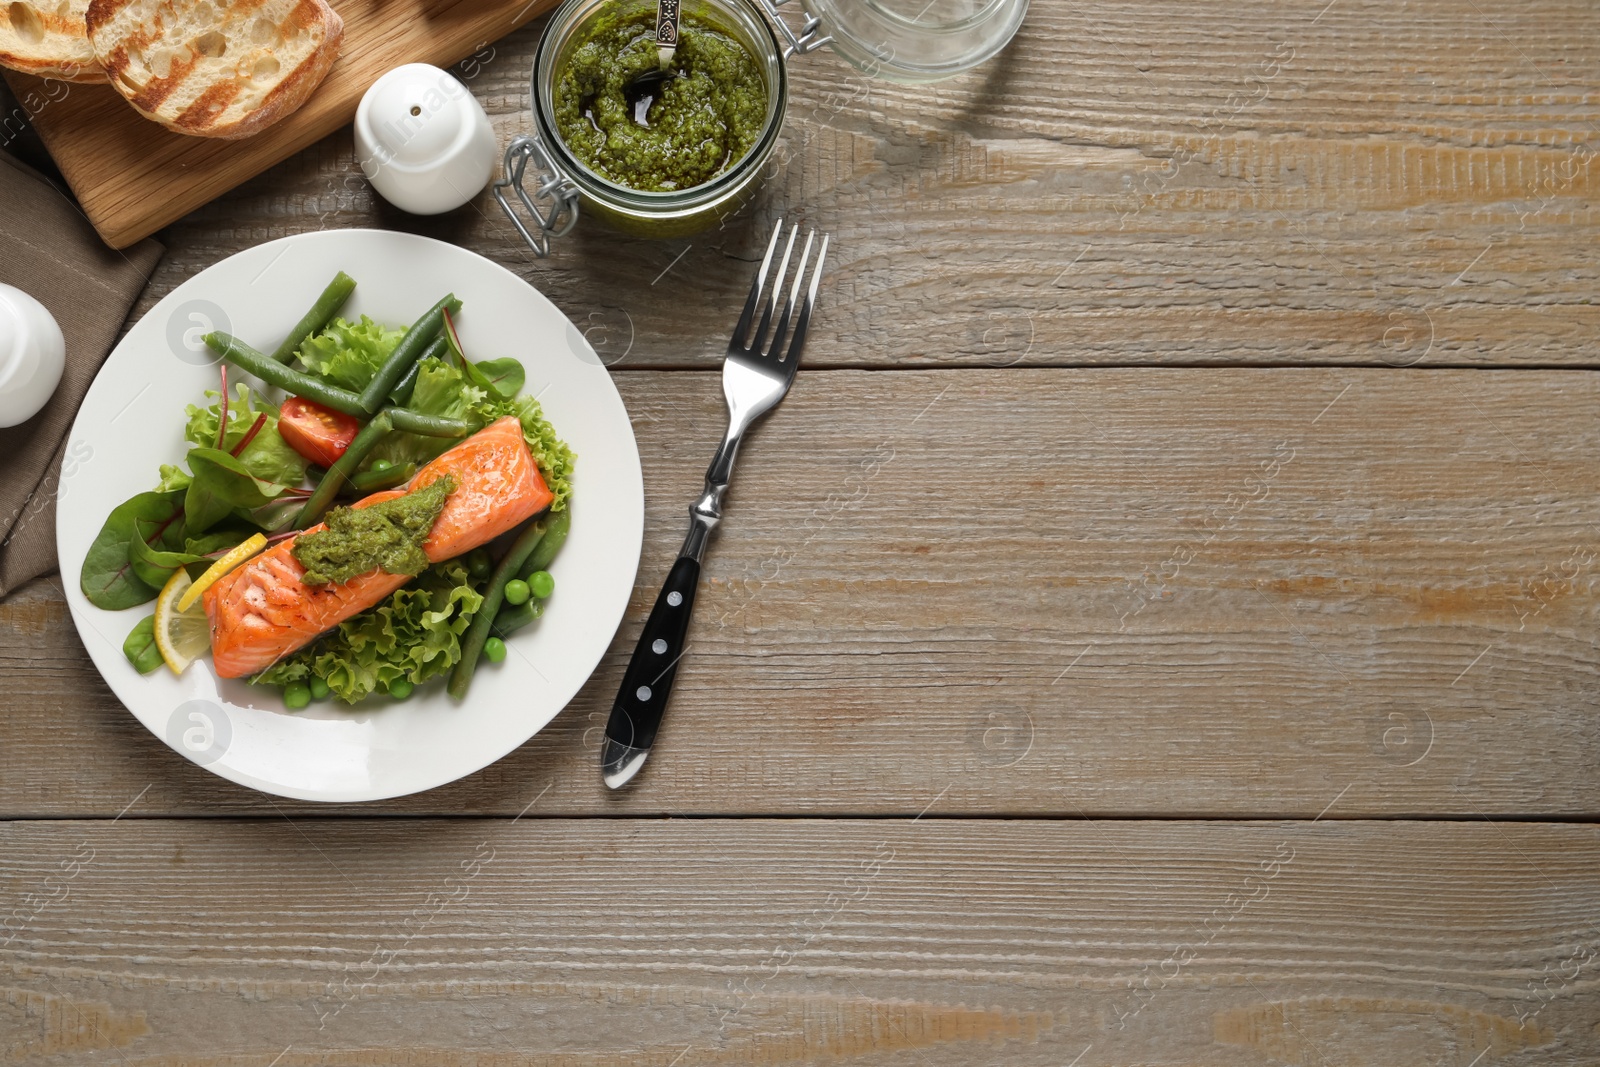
[292,477,456,586]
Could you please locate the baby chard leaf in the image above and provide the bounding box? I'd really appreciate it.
[127,524,208,586]
[121,615,162,674]
[465,357,525,400]
[185,527,258,556]
[80,490,184,610]
[184,448,293,534]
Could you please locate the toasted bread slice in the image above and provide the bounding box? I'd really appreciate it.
[0,0,105,82]
[86,0,342,139]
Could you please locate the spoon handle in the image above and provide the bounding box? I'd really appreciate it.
[655,0,680,65]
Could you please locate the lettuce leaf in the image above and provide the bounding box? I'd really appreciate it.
[369,358,575,511]
[510,391,576,513]
[157,464,192,492]
[294,315,405,392]
[252,559,484,703]
[184,384,308,487]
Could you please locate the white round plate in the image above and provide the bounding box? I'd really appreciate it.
[56,230,643,802]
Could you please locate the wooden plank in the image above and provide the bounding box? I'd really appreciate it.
[1,819,1596,1065]
[123,0,1600,367]
[4,367,1597,818]
[2,0,558,248]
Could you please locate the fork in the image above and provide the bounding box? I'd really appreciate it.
[601,220,830,789]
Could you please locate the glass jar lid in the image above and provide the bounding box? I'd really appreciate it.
[762,0,1028,83]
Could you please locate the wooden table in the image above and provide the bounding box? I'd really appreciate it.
[3,1,1598,1062]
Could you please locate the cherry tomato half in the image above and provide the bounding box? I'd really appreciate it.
[278,397,361,469]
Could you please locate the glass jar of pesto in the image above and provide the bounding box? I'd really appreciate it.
[495,0,1029,253]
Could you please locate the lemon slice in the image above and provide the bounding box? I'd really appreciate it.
[153,568,212,676]
[177,533,267,613]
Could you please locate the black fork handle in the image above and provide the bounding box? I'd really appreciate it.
[604,556,700,755]
[602,420,735,787]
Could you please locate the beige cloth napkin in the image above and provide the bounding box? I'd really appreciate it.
[0,152,163,597]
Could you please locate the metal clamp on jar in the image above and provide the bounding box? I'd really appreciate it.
[494,0,1028,255]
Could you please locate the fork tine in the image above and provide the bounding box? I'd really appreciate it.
[748,225,798,355]
[779,233,828,371]
[762,230,815,362]
[734,219,786,350]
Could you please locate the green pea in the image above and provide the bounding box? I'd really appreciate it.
[369,458,393,473]
[528,570,555,599]
[483,636,507,663]
[465,548,492,580]
[309,676,330,700]
[503,578,530,605]
[388,677,414,699]
[284,681,312,709]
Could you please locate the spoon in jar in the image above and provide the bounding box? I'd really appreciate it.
[654,0,680,67]
[626,0,681,107]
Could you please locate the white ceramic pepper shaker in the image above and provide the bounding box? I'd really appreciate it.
[0,283,66,428]
[354,63,498,215]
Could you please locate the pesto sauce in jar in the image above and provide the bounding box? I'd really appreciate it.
[554,8,768,192]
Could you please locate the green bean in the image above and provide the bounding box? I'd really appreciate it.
[390,336,449,405]
[357,295,460,414]
[292,411,392,528]
[270,271,356,362]
[204,332,369,417]
[486,508,566,639]
[346,461,415,495]
[485,509,561,637]
[448,518,549,700]
[519,507,569,579]
[491,598,545,639]
[386,407,473,438]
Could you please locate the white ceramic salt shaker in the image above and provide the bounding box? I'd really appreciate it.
[0,283,66,428]
[354,64,498,215]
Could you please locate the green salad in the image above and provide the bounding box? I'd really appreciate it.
[82,272,575,706]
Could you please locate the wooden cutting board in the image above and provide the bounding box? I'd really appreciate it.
[3,0,558,249]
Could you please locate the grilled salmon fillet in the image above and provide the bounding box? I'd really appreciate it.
[204,416,554,679]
